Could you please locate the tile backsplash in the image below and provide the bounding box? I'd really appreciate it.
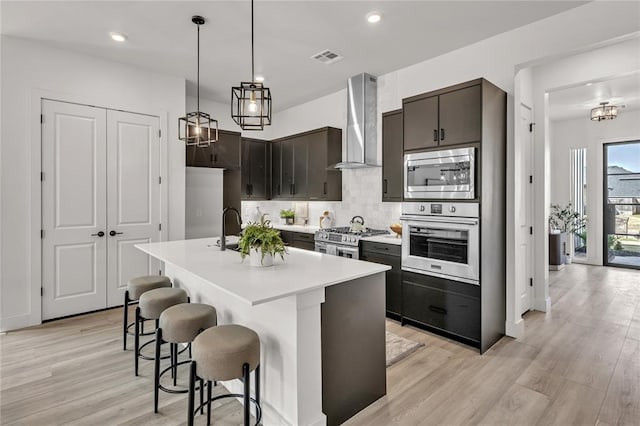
[241,168,402,230]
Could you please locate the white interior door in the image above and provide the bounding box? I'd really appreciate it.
[517,104,534,314]
[42,100,108,320]
[106,110,161,307]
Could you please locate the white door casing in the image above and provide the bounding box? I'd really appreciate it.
[517,104,534,314]
[42,100,108,320]
[106,110,161,307]
[42,100,161,319]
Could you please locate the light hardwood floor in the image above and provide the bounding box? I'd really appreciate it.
[1,264,639,425]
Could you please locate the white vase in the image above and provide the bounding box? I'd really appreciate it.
[249,249,273,267]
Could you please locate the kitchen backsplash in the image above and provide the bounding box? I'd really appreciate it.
[241,168,402,230]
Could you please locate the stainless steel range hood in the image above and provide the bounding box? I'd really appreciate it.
[335,73,379,169]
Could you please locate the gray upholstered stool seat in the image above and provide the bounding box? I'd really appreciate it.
[134,287,188,376]
[123,275,171,351]
[188,325,262,426]
[160,303,218,344]
[128,275,172,300]
[139,288,188,320]
[153,303,217,413]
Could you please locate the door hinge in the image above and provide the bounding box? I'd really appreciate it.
[41,229,44,239]
[158,176,162,185]
[158,269,162,275]
[529,278,533,287]
[40,114,44,124]
[529,123,535,132]
[158,223,162,231]
[529,226,533,235]
[529,175,533,184]
[41,287,44,296]
[41,172,44,181]
[158,129,162,138]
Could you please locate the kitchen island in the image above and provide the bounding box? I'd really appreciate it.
[136,238,389,426]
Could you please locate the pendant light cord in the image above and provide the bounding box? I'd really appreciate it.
[197,22,200,113]
[251,0,255,82]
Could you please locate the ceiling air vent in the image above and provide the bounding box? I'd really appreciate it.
[311,49,343,65]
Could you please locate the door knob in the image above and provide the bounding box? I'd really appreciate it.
[109,230,123,236]
[91,231,105,237]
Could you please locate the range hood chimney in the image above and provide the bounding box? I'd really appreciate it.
[335,73,379,169]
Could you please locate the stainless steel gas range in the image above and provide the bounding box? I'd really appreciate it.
[315,227,389,259]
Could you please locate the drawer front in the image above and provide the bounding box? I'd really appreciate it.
[402,280,480,342]
[292,231,315,243]
[361,241,401,257]
[291,240,315,251]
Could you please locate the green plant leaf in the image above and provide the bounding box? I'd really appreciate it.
[238,216,288,262]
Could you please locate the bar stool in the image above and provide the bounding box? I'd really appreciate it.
[154,303,217,413]
[123,275,172,350]
[135,287,188,376]
[188,324,262,426]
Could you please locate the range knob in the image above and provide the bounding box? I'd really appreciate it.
[449,206,457,213]
[419,205,426,212]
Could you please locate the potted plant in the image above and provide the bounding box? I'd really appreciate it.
[549,203,587,265]
[280,209,295,225]
[238,217,287,267]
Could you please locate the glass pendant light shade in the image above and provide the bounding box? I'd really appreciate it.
[231,0,272,130]
[231,81,272,130]
[590,102,618,121]
[179,15,219,147]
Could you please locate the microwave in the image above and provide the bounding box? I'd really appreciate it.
[404,147,476,200]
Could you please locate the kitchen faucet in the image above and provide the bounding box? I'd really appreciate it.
[221,207,242,251]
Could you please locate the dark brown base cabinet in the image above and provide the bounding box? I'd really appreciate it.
[185,129,241,169]
[401,271,480,348]
[360,241,402,319]
[279,230,315,251]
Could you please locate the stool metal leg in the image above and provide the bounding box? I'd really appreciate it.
[206,380,212,425]
[187,361,196,426]
[199,378,204,416]
[123,290,130,351]
[154,328,162,413]
[243,363,250,426]
[173,343,178,386]
[134,307,141,376]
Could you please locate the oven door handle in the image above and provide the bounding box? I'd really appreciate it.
[401,215,478,226]
[426,238,468,246]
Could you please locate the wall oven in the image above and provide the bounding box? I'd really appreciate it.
[401,202,479,285]
[404,147,475,200]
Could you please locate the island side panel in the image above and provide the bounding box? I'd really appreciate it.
[164,263,326,426]
[321,272,387,426]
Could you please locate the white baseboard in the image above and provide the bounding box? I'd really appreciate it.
[0,313,40,332]
[534,296,551,313]
[505,318,525,339]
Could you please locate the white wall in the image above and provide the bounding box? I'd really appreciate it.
[0,36,185,331]
[245,0,640,339]
[549,110,640,265]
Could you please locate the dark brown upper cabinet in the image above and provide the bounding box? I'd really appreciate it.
[403,81,482,151]
[382,110,403,202]
[241,137,271,200]
[185,129,241,169]
[272,127,342,201]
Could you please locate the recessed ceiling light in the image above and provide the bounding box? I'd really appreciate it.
[110,32,127,42]
[367,11,382,24]
[586,82,593,86]
[255,75,265,83]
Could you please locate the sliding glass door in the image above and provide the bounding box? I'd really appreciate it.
[604,141,640,269]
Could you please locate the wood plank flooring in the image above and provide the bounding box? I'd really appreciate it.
[1,264,639,425]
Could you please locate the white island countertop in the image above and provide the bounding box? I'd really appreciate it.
[136,238,389,307]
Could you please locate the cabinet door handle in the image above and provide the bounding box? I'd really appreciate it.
[109,230,123,237]
[383,179,388,194]
[277,184,281,195]
[213,153,218,163]
[323,182,327,195]
[440,128,445,141]
[91,231,105,237]
[246,184,251,195]
[250,184,253,195]
[374,245,389,251]
[429,305,447,315]
[433,129,438,142]
[210,153,214,162]
[290,183,294,195]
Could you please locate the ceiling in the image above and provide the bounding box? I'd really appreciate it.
[548,72,640,121]
[1,1,588,112]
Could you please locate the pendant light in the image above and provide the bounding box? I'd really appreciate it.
[179,16,218,147]
[590,101,618,122]
[231,0,272,130]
